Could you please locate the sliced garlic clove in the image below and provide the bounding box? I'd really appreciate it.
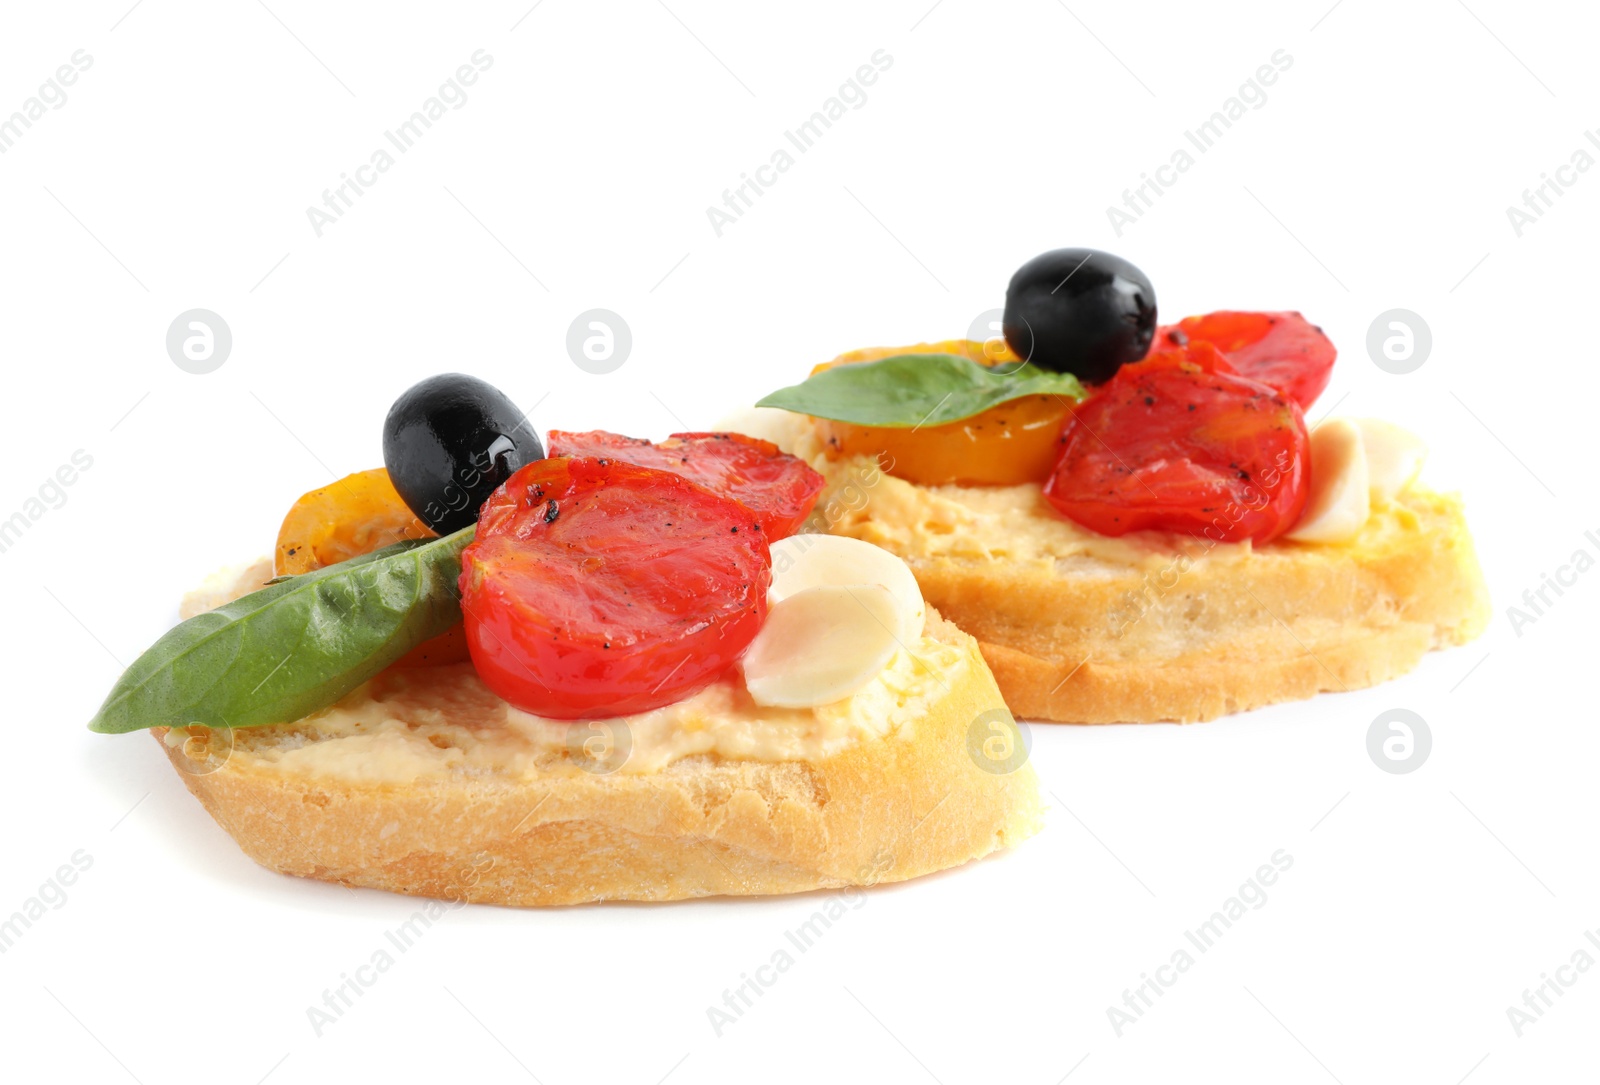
[741,584,904,708]
[1357,418,1428,505]
[1286,418,1371,544]
[767,534,925,642]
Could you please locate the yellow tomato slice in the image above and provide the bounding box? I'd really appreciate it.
[812,340,1075,487]
[274,468,433,576]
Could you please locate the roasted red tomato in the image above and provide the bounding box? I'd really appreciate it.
[1044,343,1310,543]
[1149,311,1335,410]
[546,430,824,539]
[459,456,771,719]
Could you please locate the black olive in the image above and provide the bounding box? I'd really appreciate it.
[1002,248,1157,383]
[382,374,543,533]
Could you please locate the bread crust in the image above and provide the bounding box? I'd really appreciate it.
[155,614,1043,906]
[831,486,1490,724]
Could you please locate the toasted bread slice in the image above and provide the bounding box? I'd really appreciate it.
[157,568,1042,906]
[796,448,1489,724]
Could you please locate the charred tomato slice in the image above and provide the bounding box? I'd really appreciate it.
[1150,311,1335,410]
[546,429,824,539]
[1043,343,1310,544]
[459,457,771,720]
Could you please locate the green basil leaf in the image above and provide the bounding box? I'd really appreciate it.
[755,354,1086,428]
[88,527,475,734]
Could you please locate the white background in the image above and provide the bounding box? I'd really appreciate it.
[1,0,1595,1081]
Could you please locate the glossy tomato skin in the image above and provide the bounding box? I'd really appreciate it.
[459,457,771,720]
[1150,311,1334,410]
[1044,344,1310,544]
[545,430,824,539]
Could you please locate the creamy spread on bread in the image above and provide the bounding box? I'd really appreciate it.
[215,637,965,782]
[738,402,1426,565]
[808,451,1429,570]
[822,459,1251,568]
[182,562,966,783]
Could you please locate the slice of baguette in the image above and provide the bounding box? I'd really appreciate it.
[801,451,1490,724]
[156,574,1042,906]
